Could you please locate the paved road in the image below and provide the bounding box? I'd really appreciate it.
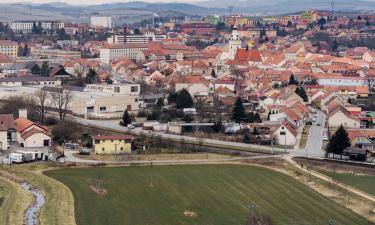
[63,150,281,165]
[291,110,326,157]
[62,115,287,154]
[57,111,326,161]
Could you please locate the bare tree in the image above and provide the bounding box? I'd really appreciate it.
[50,88,73,120]
[367,76,375,95]
[34,88,50,124]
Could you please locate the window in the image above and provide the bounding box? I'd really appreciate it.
[102,147,105,151]
[120,147,124,151]
[131,86,138,92]
[95,140,100,144]
[100,106,107,111]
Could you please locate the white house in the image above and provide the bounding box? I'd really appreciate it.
[327,106,360,129]
[15,117,51,148]
[272,123,297,146]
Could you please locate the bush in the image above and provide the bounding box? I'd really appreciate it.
[44,116,58,126]
[52,120,82,144]
[137,110,148,118]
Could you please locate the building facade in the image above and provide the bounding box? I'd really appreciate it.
[0,40,18,58]
[93,135,133,155]
[99,43,148,64]
[91,15,112,28]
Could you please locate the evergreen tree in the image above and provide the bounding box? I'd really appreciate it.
[41,61,49,76]
[32,22,38,34]
[213,119,223,133]
[289,74,297,85]
[155,98,164,108]
[267,111,271,120]
[232,97,246,123]
[254,112,262,123]
[246,112,255,123]
[31,64,41,75]
[176,89,194,109]
[58,28,67,40]
[211,69,216,78]
[23,43,29,57]
[85,68,100,84]
[325,125,351,158]
[243,133,251,144]
[168,92,178,104]
[295,87,308,102]
[121,110,131,127]
[253,127,259,135]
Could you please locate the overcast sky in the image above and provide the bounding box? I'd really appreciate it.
[0,0,199,4]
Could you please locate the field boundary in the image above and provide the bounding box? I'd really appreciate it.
[287,156,375,203]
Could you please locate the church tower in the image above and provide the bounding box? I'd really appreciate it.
[229,29,241,60]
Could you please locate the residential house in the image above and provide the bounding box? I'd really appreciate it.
[327,105,360,129]
[15,117,51,148]
[175,75,210,97]
[0,114,16,143]
[272,122,297,146]
[93,135,133,155]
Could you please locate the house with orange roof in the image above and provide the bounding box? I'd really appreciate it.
[234,48,262,66]
[175,75,210,97]
[64,58,100,77]
[346,129,375,150]
[214,86,235,97]
[260,52,287,69]
[15,116,51,148]
[214,80,235,92]
[285,43,306,62]
[0,54,13,67]
[327,105,360,129]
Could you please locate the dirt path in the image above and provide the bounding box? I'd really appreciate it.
[286,156,375,203]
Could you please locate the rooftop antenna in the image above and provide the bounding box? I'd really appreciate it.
[331,0,335,19]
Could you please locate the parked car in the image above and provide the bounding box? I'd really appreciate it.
[79,148,91,155]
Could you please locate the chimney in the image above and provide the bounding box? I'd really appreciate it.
[19,108,27,119]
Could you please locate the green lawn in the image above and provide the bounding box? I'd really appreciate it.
[321,171,375,196]
[0,178,12,225]
[45,165,374,225]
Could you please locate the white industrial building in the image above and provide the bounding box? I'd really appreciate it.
[91,15,112,28]
[99,43,148,64]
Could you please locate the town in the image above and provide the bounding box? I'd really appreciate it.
[0,1,374,225]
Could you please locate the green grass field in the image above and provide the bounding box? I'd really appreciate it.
[321,171,375,196]
[45,165,374,225]
[0,178,12,225]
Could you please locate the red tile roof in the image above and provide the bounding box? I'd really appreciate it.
[93,135,133,141]
[235,49,262,62]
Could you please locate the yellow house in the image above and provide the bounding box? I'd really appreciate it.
[0,40,18,58]
[93,135,133,155]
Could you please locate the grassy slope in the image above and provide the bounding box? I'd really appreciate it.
[46,165,374,225]
[5,164,76,225]
[0,177,32,225]
[321,171,375,196]
[0,178,11,225]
